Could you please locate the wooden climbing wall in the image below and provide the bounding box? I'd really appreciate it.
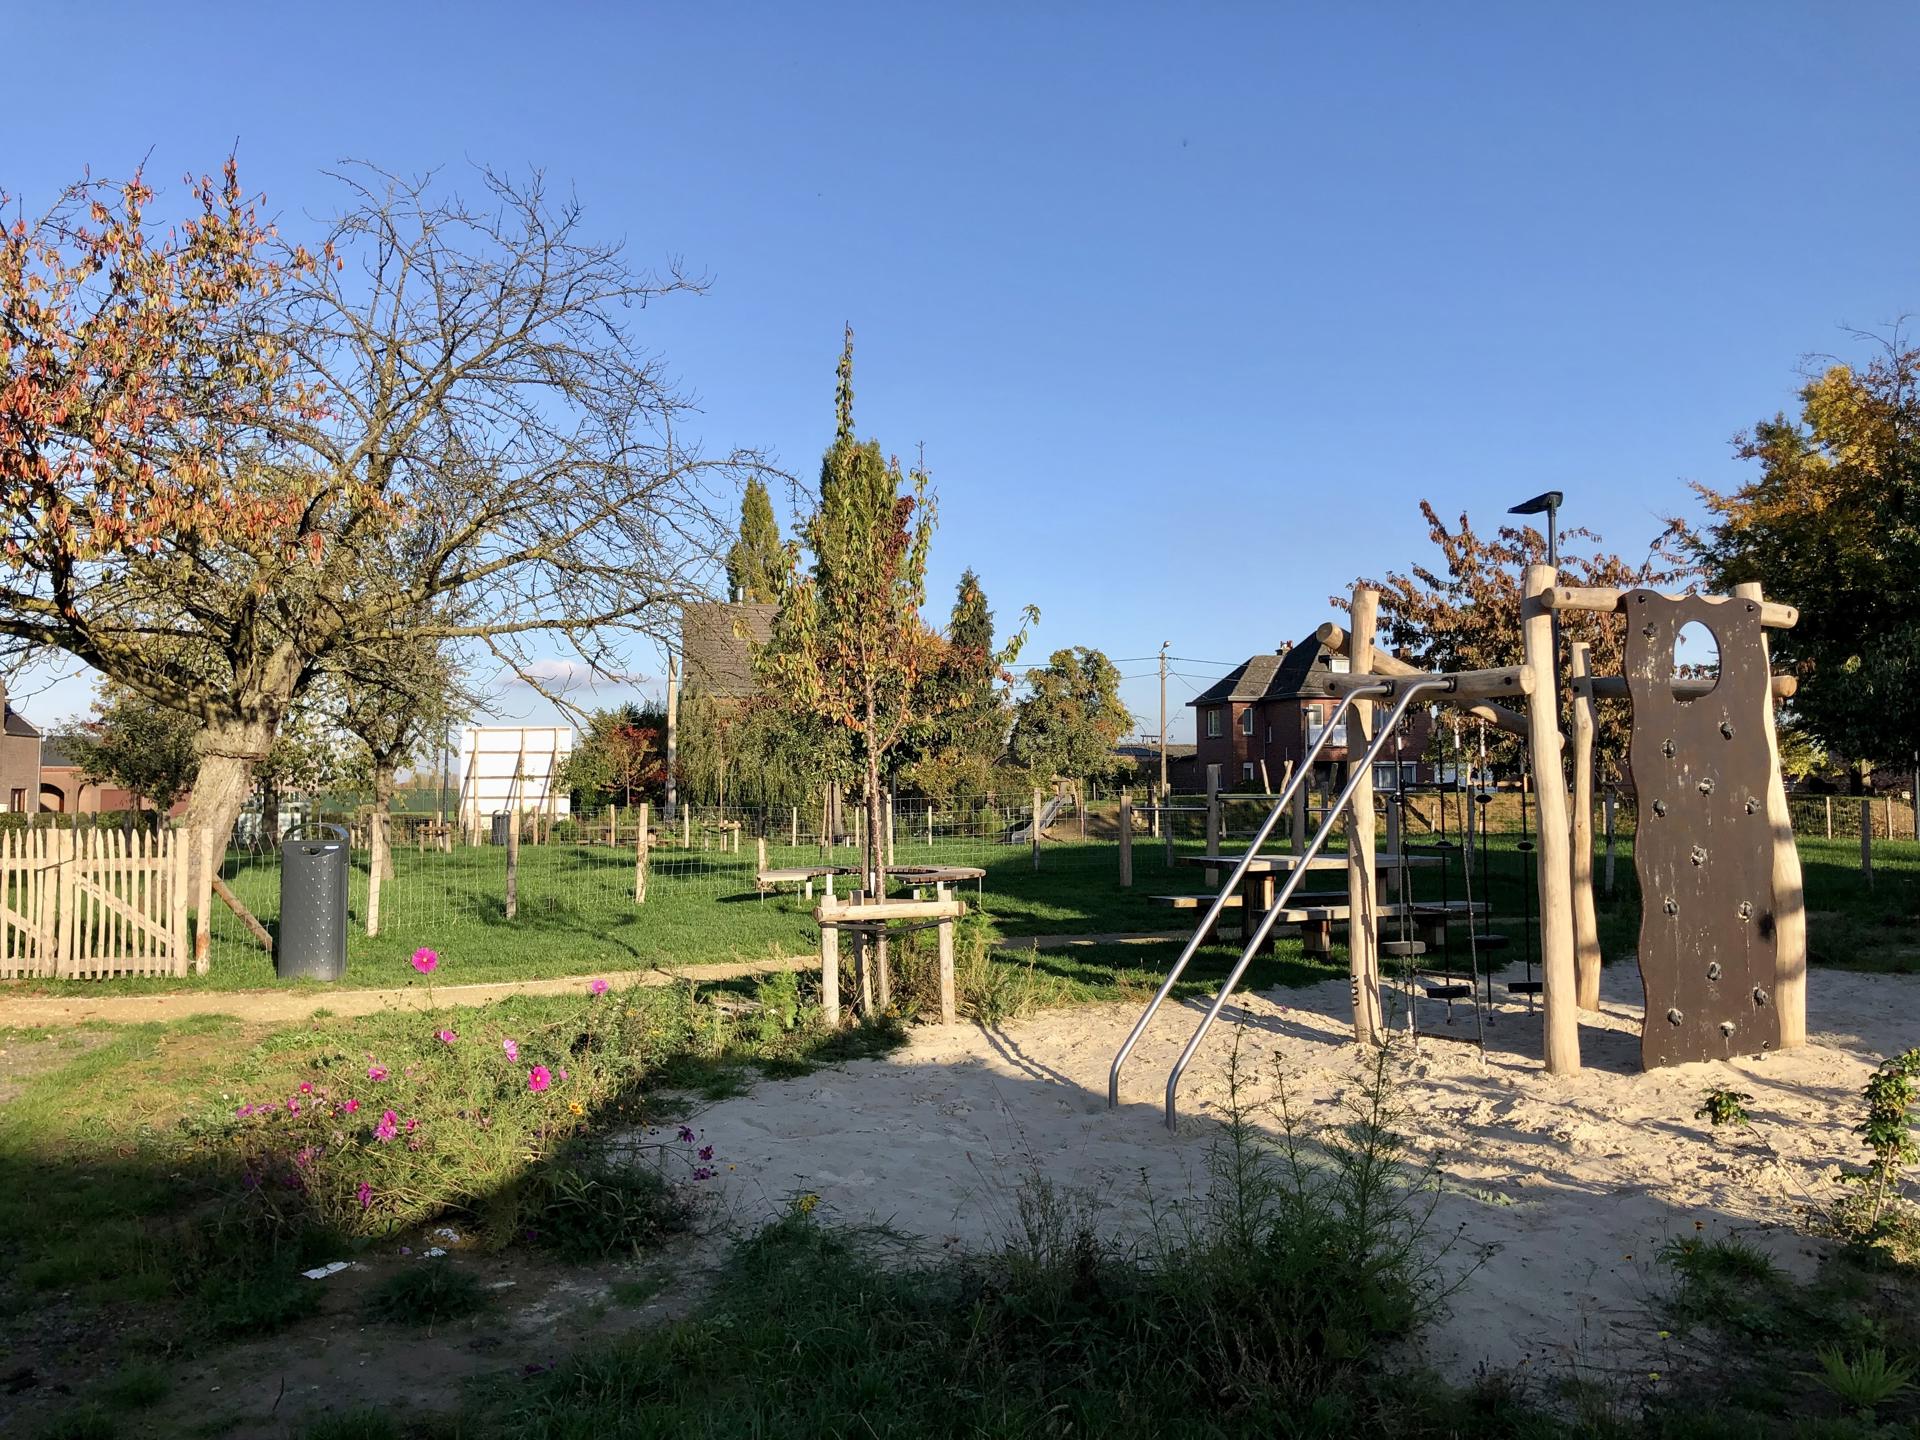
[1625,591,1782,1067]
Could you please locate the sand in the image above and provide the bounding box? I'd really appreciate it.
[678,963,1917,1383]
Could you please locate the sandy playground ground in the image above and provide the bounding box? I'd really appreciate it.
[680,962,1918,1385]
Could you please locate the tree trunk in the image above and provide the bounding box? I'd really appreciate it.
[373,762,397,882]
[367,762,396,937]
[182,716,278,915]
[261,781,283,849]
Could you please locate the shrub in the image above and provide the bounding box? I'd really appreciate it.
[1695,1087,1755,1128]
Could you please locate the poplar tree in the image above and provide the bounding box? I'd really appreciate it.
[726,479,789,603]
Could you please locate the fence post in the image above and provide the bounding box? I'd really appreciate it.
[791,806,799,848]
[193,827,214,974]
[1885,797,1893,839]
[1119,790,1133,888]
[1031,787,1042,870]
[756,834,767,877]
[1825,795,1833,840]
[1862,797,1874,886]
[635,802,650,904]
[170,825,190,976]
[1078,782,1087,840]
[927,803,934,848]
[506,805,521,919]
[1205,764,1222,887]
[682,808,691,848]
[820,916,840,1026]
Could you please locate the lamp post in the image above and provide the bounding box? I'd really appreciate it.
[1509,490,1566,730]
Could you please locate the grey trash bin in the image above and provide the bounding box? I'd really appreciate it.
[278,823,350,981]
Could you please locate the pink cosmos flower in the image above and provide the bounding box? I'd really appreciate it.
[437,1029,457,1045]
[357,1181,374,1210]
[367,1065,389,1082]
[374,1109,399,1143]
[502,1039,519,1062]
[589,978,609,996]
[299,1082,314,1094]
[287,1100,301,1115]
[557,1069,568,1082]
[527,1066,552,1093]
[405,1118,419,1133]
[411,947,439,974]
[340,1099,361,1115]
[677,1126,696,1144]
[699,1145,713,1161]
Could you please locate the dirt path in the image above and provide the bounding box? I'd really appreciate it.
[0,956,815,1029]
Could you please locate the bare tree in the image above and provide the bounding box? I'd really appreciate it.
[0,160,762,877]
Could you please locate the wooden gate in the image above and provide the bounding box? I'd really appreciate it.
[56,828,193,978]
[0,828,61,979]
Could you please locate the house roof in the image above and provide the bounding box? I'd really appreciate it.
[41,737,75,767]
[681,601,777,699]
[1188,635,1350,708]
[4,705,39,740]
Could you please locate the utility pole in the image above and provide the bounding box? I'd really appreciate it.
[1158,641,1170,797]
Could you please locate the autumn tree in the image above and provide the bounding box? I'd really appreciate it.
[55,686,202,822]
[1008,647,1133,783]
[726,479,789,603]
[761,333,1028,892]
[560,704,667,809]
[900,569,1013,797]
[1690,339,1920,780]
[0,160,758,882]
[1352,503,1688,773]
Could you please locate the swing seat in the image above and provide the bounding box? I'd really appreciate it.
[1506,979,1543,995]
[1378,940,1426,958]
[1464,932,1511,951]
[1421,982,1474,1000]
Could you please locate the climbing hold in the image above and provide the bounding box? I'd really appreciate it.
[1667,1008,1684,1025]
[1737,901,1753,921]
[1663,738,1677,758]
[1653,799,1668,817]
[1720,721,1735,739]
[1707,962,1722,981]
[1753,987,1770,1006]
[1720,1020,1736,1037]
[1698,778,1715,795]
[1744,798,1759,815]
[1689,845,1708,867]
[1663,896,1678,915]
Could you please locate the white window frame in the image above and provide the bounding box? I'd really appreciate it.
[1240,707,1254,737]
[1242,762,1255,783]
[1206,709,1222,739]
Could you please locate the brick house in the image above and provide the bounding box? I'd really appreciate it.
[0,679,41,813]
[1188,634,1433,794]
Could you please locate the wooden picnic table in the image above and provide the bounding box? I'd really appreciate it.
[886,864,986,898]
[1175,852,1444,955]
[755,865,857,900]
[1175,853,1443,872]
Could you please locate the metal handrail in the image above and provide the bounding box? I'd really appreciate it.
[1106,683,1390,1108]
[1161,680,1447,1130]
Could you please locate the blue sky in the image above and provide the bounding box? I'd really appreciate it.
[8,3,1918,741]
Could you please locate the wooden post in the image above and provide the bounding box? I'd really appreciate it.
[885,790,896,868]
[682,808,691,848]
[1149,780,1160,840]
[1825,795,1833,840]
[1119,790,1134,888]
[1569,642,1602,1010]
[1204,764,1222,887]
[792,806,800,848]
[854,919,873,1016]
[610,803,619,849]
[635,802,650,903]
[1031,787,1042,870]
[820,918,841,1026]
[1603,790,1617,898]
[505,804,521,919]
[1733,582,1806,1049]
[1861,798,1873,886]
[928,803,935,848]
[193,826,214,974]
[367,829,383,939]
[1346,586,1383,1045]
[1078,782,1087,840]
[936,883,956,1024]
[1522,563,1580,1074]
[756,834,767,874]
[1291,771,1308,853]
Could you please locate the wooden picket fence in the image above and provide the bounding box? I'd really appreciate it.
[0,826,200,979]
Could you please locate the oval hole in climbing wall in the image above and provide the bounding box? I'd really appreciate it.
[1671,620,1720,700]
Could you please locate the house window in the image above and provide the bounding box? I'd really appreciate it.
[1265,724,1272,743]
[1242,763,1255,783]
[9,789,23,812]
[1305,704,1346,749]
[1373,763,1398,791]
[1240,708,1254,736]
[1205,709,1222,739]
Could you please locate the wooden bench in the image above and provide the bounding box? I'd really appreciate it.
[1150,890,1487,955]
[756,865,854,900]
